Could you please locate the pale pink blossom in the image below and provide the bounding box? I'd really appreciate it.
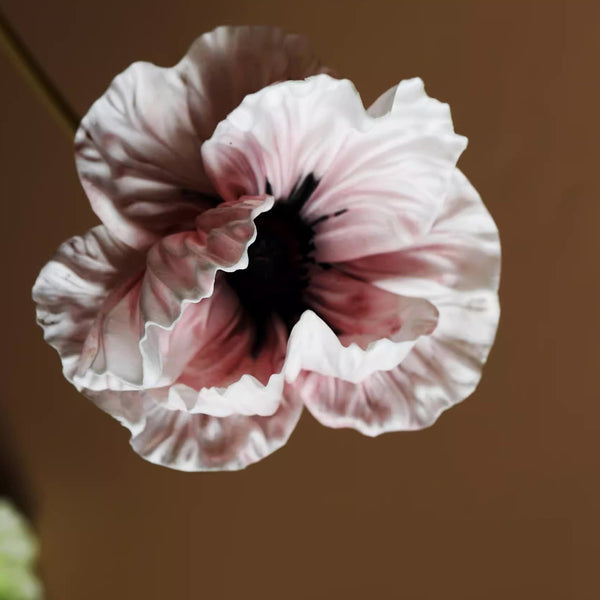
[33,26,500,471]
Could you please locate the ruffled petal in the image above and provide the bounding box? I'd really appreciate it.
[336,169,501,304]
[305,266,438,347]
[367,78,454,130]
[163,277,288,417]
[293,169,501,434]
[285,306,437,385]
[76,26,329,249]
[34,203,300,469]
[86,387,303,471]
[32,225,144,381]
[34,214,299,472]
[310,77,465,263]
[75,62,215,249]
[177,25,331,142]
[293,298,499,435]
[202,75,466,263]
[72,196,274,391]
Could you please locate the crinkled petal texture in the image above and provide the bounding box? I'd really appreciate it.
[203,75,499,435]
[84,388,301,472]
[36,33,500,470]
[293,167,500,435]
[202,75,467,259]
[33,196,304,471]
[204,75,464,378]
[36,26,332,471]
[75,26,330,249]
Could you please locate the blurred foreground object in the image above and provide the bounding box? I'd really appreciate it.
[0,499,43,600]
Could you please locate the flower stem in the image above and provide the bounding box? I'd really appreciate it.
[0,9,79,139]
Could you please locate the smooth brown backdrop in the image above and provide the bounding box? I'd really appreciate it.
[1,1,597,598]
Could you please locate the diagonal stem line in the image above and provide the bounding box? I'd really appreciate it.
[0,9,80,138]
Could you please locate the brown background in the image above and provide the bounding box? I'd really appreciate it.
[0,1,597,598]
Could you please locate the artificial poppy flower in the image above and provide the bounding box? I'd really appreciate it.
[33,26,500,471]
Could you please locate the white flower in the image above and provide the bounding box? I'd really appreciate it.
[33,26,500,471]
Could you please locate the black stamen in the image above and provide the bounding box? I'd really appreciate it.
[286,173,320,212]
[308,214,330,227]
[307,207,349,228]
[225,174,321,356]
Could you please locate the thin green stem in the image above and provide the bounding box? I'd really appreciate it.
[0,9,79,138]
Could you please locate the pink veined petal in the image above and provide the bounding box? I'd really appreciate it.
[292,169,501,435]
[32,226,145,381]
[76,26,330,249]
[202,75,467,263]
[305,266,438,347]
[84,385,303,471]
[292,298,499,436]
[309,77,464,263]
[75,62,215,249]
[282,261,439,385]
[33,204,301,471]
[336,169,501,304]
[71,196,274,392]
[162,276,289,417]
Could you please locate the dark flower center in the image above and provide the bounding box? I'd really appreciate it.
[225,174,324,354]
